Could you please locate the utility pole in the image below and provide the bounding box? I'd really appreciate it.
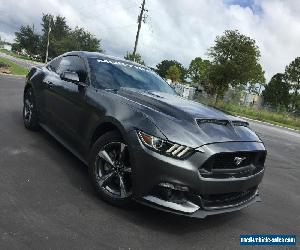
[45,21,51,63]
[132,0,147,61]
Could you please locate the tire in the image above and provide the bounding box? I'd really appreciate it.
[89,131,133,206]
[23,87,39,131]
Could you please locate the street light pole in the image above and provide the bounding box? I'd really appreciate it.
[45,22,51,63]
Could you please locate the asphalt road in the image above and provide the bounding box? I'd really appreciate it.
[0,75,299,250]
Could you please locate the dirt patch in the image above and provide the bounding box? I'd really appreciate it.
[0,62,11,74]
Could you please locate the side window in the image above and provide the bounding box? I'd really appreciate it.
[89,59,117,89]
[57,56,88,82]
[47,57,61,73]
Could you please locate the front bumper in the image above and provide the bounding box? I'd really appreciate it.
[127,130,266,218]
[137,190,261,218]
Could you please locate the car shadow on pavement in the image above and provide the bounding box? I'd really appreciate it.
[115,203,241,235]
[25,120,242,235]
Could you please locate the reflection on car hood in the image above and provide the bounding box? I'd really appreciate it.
[115,88,261,147]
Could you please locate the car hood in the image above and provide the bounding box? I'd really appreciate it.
[115,88,261,147]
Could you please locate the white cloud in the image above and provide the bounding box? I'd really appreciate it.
[1,0,300,80]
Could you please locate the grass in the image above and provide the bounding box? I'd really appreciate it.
[0,49,41,62]
[218,102,300,131]
[196,95,300,131]
[0,57,28,76]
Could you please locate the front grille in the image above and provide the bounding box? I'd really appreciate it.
[199,151,266,178]
[200,186,258,210]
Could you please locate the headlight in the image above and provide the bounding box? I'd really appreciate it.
[137,131,193,159]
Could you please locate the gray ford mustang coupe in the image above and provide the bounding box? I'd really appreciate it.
[23,51,266,218]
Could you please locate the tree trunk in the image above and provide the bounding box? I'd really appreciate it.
[215,93,219,105]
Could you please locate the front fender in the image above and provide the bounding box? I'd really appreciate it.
[83,87,167,152]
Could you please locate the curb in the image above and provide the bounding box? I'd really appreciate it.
[0,73,25,78]
[238,116,300,133]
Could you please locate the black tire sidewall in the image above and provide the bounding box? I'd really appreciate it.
[23,88,39,130]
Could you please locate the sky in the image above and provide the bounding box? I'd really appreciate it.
[1,0,300,81]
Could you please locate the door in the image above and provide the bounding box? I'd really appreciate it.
[45,55,89,151]
[39,57,61,123]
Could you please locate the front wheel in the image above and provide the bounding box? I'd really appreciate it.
[23,87,39,130]
[89,131,133,206]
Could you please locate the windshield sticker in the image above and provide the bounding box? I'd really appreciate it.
[96,58,152,73]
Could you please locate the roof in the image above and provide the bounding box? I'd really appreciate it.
[64,51,146,68]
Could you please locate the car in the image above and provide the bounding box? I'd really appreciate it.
[23,51,267,218]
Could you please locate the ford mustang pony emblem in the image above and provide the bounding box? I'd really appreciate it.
[234,156,247,166]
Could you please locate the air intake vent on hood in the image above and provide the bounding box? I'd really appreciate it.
[231,120,249,127]
[196,119,249,127]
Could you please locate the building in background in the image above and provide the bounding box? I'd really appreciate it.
[0,41,12,51]
[240,92,263,108]
[168,80,196,100]
[3,44,12,51]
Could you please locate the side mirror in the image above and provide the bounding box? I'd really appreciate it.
[60,71,80,83]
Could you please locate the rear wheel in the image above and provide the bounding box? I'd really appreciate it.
[23,87,39,130]
[89,131,133,206]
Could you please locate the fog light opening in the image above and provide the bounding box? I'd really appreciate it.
[154,182,190,203]
[158,182,189,192]
[144,183,200,214]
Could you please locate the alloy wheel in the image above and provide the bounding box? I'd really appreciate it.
[24,90,33,123]
[95,142,132,199]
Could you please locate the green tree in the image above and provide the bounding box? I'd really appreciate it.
[11,43,22,52]
[285,57,300,110]
[124,52,145,65]
[295,96,300,111]
[166,65,181,82]
[208,30,264,100]
[156,60,186,81]
[247,64,266,94]
[262,73,290,109]
[51,15,70,40]
[40,14,70,60]
[188,57,211,85]
[59,27,102,53]
[15,25,40,55]
[187,57,214,94]
[39,13,102,61]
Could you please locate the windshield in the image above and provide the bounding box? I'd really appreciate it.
[88,57,176,94]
